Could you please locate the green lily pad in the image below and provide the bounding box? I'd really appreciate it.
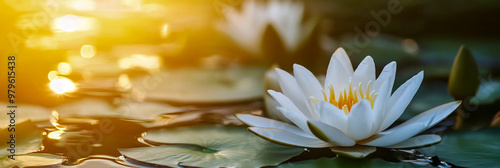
[133,66,266,104]
[0,153,63,168]
[0,120,43,156]
[419,128,500,168]
[0,103,52,126]
[277,157,420,168]
[119,125,303,168]
[0,120,64,167]
[55,98,189,121]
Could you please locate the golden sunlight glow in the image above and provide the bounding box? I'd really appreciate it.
[48,71,59,81]
[161,24,170,38]
[80,45,97,58]
[116,74,132,90]
[52,15,97,32]
[48,130,64,140]
[65,0,96,11]
[118,54,161,70]
[124,0,143,10]
[51,110,60,123]
[50,77,77,94]
[311,82,377,115]
[141,3,164,14]
[26,36,58,49]
[58,62,72,75]
[48,110,66,140]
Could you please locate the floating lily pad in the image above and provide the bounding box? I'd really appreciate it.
[0,103,52,126]
[419,128,500,168]
[0,120,43,156]
[55,98,189,121]
[0,120,63,167]
[0,153,63,168]
[277,157,420,168]
[133,66,266,104]
[119,125,303,168]
[63,159,129,168]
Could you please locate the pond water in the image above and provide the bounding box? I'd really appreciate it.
[35,100,266,167]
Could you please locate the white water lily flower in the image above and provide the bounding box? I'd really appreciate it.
[236,48,461,158]
[217,0,316,55]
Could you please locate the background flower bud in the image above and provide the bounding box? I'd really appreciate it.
[448,45,480,100]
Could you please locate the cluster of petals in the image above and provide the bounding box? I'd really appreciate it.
[237,48,460,158]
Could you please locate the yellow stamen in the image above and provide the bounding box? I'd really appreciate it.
[319,81,376,115]
[309,97,320,104]
[342,105,349,115]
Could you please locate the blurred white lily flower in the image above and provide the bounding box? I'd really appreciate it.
[236,48,461,158]
[217,0,316,55]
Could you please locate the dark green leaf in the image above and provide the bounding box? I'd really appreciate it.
[277,157,422,168]
[419,128,500,168]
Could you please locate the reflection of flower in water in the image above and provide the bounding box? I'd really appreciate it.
[237,48,461,158]
[217,0,316,55]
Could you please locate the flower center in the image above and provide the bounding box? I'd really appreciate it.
[311,81,377,115]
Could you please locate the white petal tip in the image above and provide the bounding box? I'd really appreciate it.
[334,47,347,54]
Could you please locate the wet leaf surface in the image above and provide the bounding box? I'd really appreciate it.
[133,66,266,104]
[419,128,500,168]
[277,156,422,168]
[0,120,43,156]
[0,120,64,167]
[119,125,303,168]
[0,153,63,168]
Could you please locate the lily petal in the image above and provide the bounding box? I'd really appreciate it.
[293,64,323,118]
[397,101,461,130]
[351,56,376,92]
[267,90,302,115]
[264,94,291,123]
[293,64,323,99]
[235,114,314,138]
[324,48,354,97]
[362,101,459,147]
[371,77,391,134]
[268,90,312,134]
[360,122,427,147]
[275,68,313,117]
[385,134,441,149]
[277,107,313,134]
[316,102,348,133]
[347,99,375,140]
[378,71,424,132]
[307,120,355,146]
[249,127,330,148]
[331,146,377,158]
[372,61,396,94]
